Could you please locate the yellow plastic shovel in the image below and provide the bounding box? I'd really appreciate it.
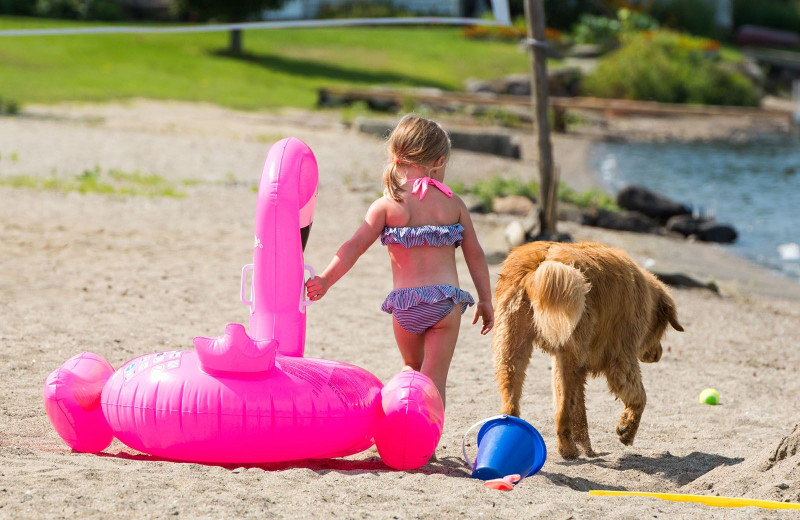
[589,490,800,510]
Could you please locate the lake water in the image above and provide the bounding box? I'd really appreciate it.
[589,137,800,281]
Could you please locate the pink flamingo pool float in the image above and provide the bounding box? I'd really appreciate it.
[43,138,444,469]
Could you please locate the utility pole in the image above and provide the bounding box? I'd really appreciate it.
[525,0,557,236]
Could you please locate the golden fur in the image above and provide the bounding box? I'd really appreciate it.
[492,241,683,459]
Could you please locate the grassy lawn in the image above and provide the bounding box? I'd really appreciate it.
[0,16,532,109]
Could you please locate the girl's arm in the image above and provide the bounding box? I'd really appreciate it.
[306,199,387,300]
[457,197,494,334]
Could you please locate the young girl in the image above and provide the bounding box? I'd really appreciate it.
[305,115,494,406]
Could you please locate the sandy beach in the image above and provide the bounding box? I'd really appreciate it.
[1,101,799,519]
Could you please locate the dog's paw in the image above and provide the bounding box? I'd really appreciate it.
[558,442,580,460]
[616,423,636,446]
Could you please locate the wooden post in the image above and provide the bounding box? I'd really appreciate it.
[229,28,243,55]
[525,0,557,236]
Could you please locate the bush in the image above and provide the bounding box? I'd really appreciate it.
[572,9,658,46]
[583,31,760,106]
[33,0,123,20]
[88,0,124,21]
[0,97,21,115]
[732,0,800,34]
[0,0,36,15]
[35,0,80,19]
[317,0,413,19]
[571,14,622,45]
[511,0,608,31]
[618,8,660,33]
[649,0,717,38]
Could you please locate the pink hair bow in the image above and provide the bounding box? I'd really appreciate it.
[411,177,453,201]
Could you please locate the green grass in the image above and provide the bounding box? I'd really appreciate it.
[0,167,186,197]
[0,16,531,110]
[463,175,620,212]
[469,176,539,211]
[557,184,619,211]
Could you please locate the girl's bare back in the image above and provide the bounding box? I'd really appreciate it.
[382,185,464,289]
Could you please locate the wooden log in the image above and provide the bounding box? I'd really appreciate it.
[317,86,790,121]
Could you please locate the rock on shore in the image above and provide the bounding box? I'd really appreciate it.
[616,185,690,223]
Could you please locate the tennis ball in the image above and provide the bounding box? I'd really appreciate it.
[699,388,720,405]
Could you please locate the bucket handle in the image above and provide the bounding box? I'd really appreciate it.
[461,414,508,472]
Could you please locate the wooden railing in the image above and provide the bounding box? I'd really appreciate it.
[319,86,792,122]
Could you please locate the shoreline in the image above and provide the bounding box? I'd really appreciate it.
[545,118,800,300]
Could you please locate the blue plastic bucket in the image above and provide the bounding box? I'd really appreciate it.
[462,414,547,481]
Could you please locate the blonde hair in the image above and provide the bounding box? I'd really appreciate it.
[383,114,451,201]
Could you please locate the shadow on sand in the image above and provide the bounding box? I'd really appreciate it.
[541,450,744,491]
[96,451,471,477]
[537,470,628,492]
[211,49,451,90]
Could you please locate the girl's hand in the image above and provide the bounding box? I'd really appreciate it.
[305,276,330,301]
[472,301,494,335]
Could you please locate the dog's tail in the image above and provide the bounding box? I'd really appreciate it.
[523,261,590,348]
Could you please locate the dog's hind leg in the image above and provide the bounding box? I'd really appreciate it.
[552,353,582,460]
[492,292,536,417]
[570,366,596,457]
[606,356,646,446]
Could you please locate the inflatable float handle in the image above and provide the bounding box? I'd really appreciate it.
[300,264,315,311]
[194,323,278,374]
[241,264,254,309]
[461,414,508,471]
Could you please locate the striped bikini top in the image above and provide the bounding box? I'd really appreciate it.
[381,223,464,248]
[380,176,463,248]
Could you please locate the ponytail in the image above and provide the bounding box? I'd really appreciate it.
[382,160,405,202]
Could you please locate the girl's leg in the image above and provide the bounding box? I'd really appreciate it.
[420,305,461,408]
[392,316,425,371]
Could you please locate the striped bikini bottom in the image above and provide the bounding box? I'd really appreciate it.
[380,284,475,335]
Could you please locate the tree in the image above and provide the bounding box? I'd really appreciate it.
[174,0,288,55]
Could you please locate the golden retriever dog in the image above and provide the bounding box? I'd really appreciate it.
[492,241,683,459]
